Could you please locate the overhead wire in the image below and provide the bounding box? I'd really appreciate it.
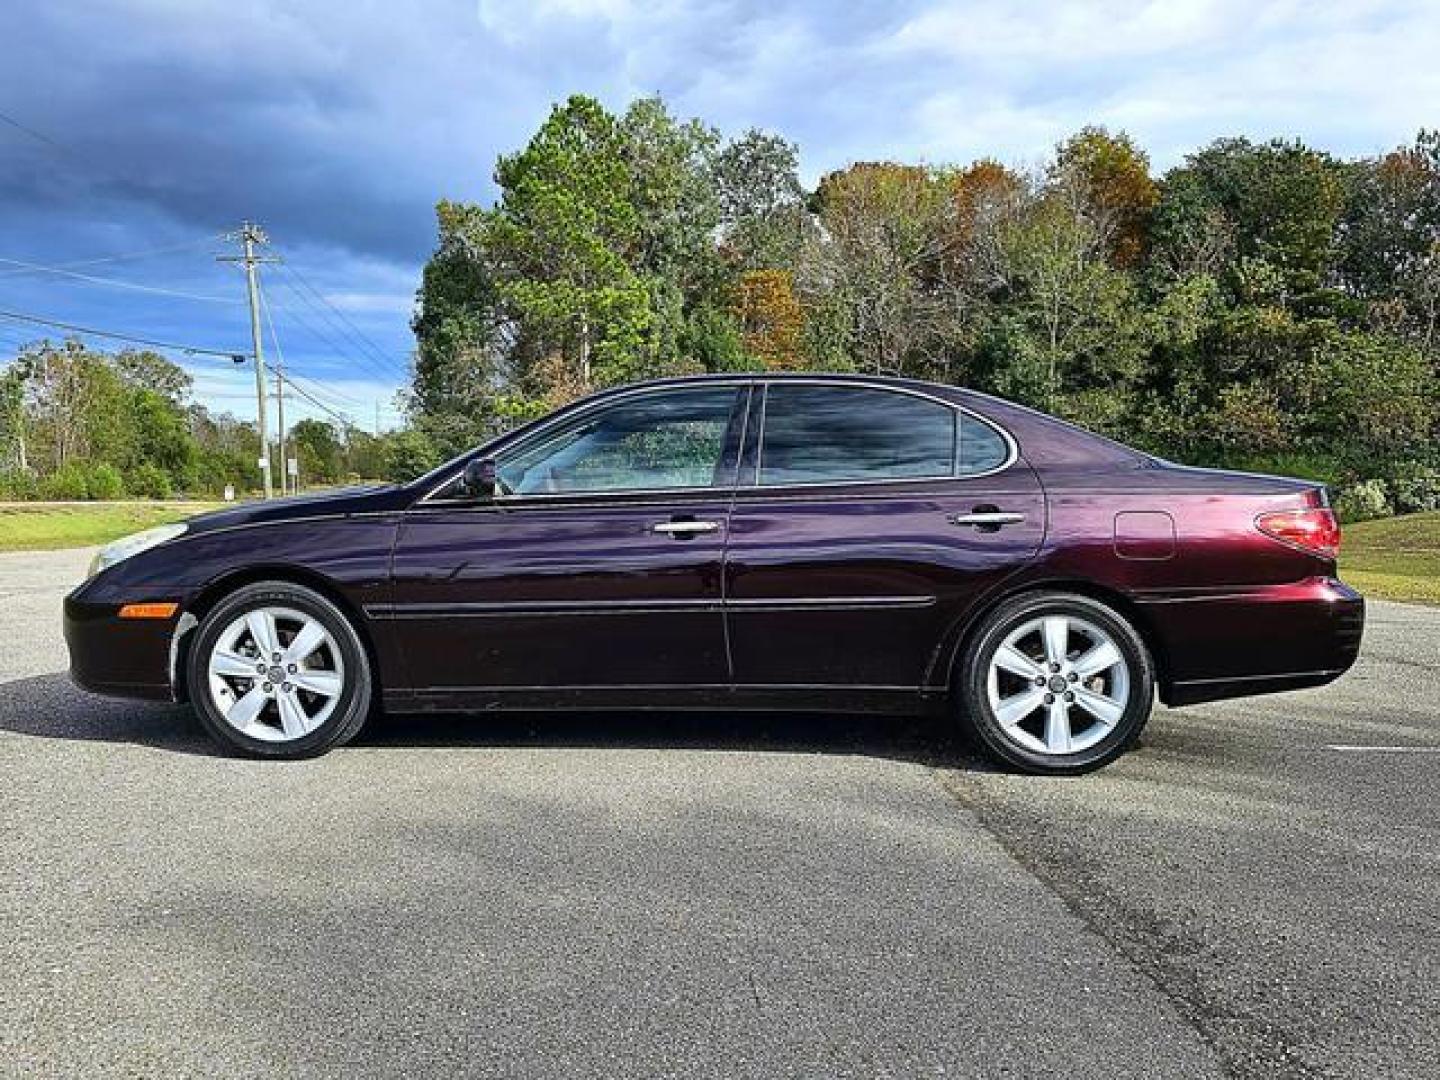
[0,235,225,279]
[258,276,361,427]
[275,261,408,379]
[0,309,249,360]
[0,255,239,303]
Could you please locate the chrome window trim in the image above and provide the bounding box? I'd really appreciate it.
[418,377,1020,506]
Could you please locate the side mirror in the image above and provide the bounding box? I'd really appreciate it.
[462,457,498,500]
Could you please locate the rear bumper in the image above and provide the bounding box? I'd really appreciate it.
[1138,577,1364,707]
[64,593,178,701]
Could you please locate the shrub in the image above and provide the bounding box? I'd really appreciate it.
[0,467,39,500]
[1334,479,1392,523]
[127,462,173,499]
[1385,464,1440,515]
[41,461,92,500]
[85,462,125,500]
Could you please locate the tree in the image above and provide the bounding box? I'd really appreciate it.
[804,163,959,376]
[411,199,510,456]
[974,172,1147,419]
[290,418,344,485]
[116,350,192,404]
[1179,138,1345,298]
[712,129,809,271]
[732,269,804,370]
[1338,130,1440,350]
[1054,127,1159,268]
[483,95,650,392]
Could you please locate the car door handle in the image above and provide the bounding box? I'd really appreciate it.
[950,511,1026,528]
[652,520,722,536]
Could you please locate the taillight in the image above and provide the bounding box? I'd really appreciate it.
[1256,508,1341,559]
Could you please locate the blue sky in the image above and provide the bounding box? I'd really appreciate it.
[1,0,1435,431]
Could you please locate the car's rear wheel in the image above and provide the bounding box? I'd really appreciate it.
[957,591,1154,774]
[186,581,372,758]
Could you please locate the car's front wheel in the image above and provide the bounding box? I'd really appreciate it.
[186,581,373,758]
[958,591,1155,774]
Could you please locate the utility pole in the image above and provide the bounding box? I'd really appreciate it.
[274,363,288,495]
[219,223,280,498]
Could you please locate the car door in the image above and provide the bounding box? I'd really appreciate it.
[387,383,749,705]
[723,381,1045,695]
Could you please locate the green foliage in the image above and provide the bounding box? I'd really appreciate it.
[1385,463,1440,514]
[41,461,91,500]
[382,428,440,483]
[87,462,125,500]
[1335,480,1393,523]
[289,419,343,485]
[0,339,384,499]
[127,462,173,499]
[0,467,38,500]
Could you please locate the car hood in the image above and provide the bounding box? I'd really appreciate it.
[180,484,415,536]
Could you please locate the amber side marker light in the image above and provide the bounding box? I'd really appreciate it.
[1256,508,1342,559]
[118,602,179,620]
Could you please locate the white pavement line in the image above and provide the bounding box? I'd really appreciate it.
[1323,744,1440,753]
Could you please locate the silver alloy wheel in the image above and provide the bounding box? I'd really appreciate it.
[984,614,1130,756]
[206,605,345,742]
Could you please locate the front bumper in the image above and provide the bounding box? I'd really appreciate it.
[64,592,179,701]
[1139,576,1365,707]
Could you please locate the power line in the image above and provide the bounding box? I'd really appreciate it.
[275,368,357,428]
[255,274,365,411]
[0,309,249,360]
[264,286,388,390]
[0,235,225,280]
[286,369,367,412]
[0,255,239,303]
[272,273,402,383]
[0,110,71,154]
[277,262,408,377]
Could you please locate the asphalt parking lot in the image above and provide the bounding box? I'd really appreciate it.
[2,548,1436,1079]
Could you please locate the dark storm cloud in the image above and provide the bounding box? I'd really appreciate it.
[0,1,1433,426]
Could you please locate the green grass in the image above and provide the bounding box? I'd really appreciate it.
[0,501,223,552]
[1341,510,1440,606]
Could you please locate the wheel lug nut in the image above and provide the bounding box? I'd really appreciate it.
[1044,693,1055,704]
[1034,676,1046,687]
[1068,672,1078,682]
[287,664,297,673]
[1049,662,1061,672]
[1064,692,1075,702]
[256,663,266,674]
[281,682,292,692]
[262,682,273,693]
[271,652,281,662]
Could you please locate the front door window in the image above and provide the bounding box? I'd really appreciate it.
[499,386,743,495]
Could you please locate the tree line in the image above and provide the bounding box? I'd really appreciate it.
[4,96,1436,518]
[410,96,1440,521]
[0,341,393,500]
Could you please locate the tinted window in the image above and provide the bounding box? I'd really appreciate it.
[498,387,741,495]
[759,385,956,486]
[958,416,1010,474]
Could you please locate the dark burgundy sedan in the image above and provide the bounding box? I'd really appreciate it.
[65,374,1363,772]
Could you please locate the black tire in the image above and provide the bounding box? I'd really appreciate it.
[957,591,1155,775]
[186,581,373,758]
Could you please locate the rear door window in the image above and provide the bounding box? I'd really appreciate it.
[757,384,957,486]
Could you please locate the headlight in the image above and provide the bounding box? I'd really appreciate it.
[88,523,189,579]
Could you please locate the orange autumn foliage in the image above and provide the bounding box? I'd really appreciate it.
[732,269,804,370]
